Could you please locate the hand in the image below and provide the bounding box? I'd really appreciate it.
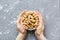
[34,10,46,40]
[16,10,27,40]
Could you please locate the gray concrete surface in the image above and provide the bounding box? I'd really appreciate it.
[0,0,60,40]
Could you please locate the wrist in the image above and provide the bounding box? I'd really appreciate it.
[19,32,26,40]
[36,34,46,40]
[16,32,26,40]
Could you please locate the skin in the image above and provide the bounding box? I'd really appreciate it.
[16,10,27,40]
[16,10,46,40]
[34,11,46,40]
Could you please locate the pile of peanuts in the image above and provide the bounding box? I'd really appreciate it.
[22,11,39,30]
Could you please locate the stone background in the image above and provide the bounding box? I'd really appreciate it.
[0,0,60,40]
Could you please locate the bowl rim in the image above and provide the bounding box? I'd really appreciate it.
[26,28,36,30]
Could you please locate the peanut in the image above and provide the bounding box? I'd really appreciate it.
[22,11,39,30]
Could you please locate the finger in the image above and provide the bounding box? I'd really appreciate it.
[37,25,44,31]
[37,19,44,30]
[36,26,44,36]
[17,10,27,24]
[16,10,27,30]
[36,22,44,34]
[34,10,44,30]
[16,20,26,32]
[34,10,42,18]
[34,10,44,27]
[16,20,20,28]
[18,10,27,18]
[19,26,26,33]
[34,10,43,22]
